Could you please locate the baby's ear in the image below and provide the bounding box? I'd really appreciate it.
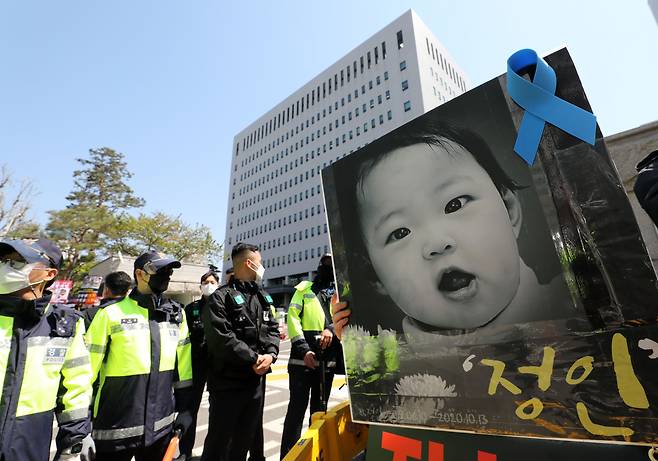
[501,188,523,238]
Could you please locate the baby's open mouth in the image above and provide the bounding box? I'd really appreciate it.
[437,269,477,301]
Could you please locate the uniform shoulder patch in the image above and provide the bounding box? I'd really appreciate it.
[233,294,245,305]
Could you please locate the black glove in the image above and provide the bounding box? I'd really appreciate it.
[174,410,194,436]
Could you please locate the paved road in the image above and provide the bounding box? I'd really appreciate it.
[50,340,349,460]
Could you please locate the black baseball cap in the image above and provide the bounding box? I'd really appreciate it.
[636,150,658,172]
[319,253,333,265]
[0,238,63,269]
[134,251,181,275]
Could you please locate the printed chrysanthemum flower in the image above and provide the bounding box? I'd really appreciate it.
[394,373,457,397]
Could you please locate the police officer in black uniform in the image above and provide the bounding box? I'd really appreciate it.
[201,243,280,461]
[634,149,658,227]
[176,270,219,461]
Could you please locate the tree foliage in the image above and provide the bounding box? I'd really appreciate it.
[45,147,221,281]
[108,212,222,264]
[0,164,37,238]
[46,148,144,280]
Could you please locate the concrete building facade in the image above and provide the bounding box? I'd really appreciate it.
[224,10,469,305]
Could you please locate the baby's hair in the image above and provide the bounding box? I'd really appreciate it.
[355,119,520,207]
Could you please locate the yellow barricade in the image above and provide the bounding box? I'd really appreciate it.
[283,401,369,461]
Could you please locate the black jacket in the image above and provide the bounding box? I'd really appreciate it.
[634,150,658,227]
[202,279,280,391]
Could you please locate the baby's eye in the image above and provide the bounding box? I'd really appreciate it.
[444,196,471,214]
[386,227,411,244]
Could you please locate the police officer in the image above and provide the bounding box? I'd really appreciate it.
[176,270,219,461]
[201,242,280,461]
[634,149,658,227]
[280,254,337,459]
[82,271,132,329]
[0,238,95,461]
[85,251,194,461]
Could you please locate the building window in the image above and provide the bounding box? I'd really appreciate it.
[385,90,390,100]
[401,80,409,91]
[379,114,384,125]
[376,75,381,85]
[384,71,389,81]
[382,41,387,59]
[400,61,407,71]
[403,101,411,112]
[396,30,404,49]
[387,110,392,120]
[377,94,382,104]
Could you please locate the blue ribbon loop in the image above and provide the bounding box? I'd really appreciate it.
[507,49,597,164]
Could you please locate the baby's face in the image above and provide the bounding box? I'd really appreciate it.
[358,140,521,329]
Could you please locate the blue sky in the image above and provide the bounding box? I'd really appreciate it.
[1,1,656,245]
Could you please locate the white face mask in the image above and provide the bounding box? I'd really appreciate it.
[201,283,218,297]
[0,262,39,295]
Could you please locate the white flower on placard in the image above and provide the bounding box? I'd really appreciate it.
[394,373,457,397]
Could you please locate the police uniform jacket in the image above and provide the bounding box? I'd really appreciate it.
[84,288,193,452]
[0,292,93,461]
[287,280,337,368]
[202,279,280,391]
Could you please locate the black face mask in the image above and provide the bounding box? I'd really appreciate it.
[317,265,334,283]
[147,272,171,294]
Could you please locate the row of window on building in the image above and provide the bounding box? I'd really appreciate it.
[236,91,399,186]
[425,36,465,92]
[262,244,330,269]
[236,67,396,177]
[232,106,398,204]
[230,220,329,248]
[236,29,408,155]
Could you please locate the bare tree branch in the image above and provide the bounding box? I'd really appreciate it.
[0,165,36,237]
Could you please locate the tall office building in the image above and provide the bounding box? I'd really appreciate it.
[224,9,470,303]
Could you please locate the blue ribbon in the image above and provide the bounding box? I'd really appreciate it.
[506,49,597,164]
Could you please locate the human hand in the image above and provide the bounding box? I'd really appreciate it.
[174,410,194,436]
[254,354,273,375]
[304,350,317,369]
[331,293,350,340]
[55,434,95,461]
[319,328,333,349]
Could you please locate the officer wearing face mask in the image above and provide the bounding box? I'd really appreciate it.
[280,254,337,459]
[84,251,194,461]
[175,270,219,461]
[0,238,95,461]
[201,242,280,461]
